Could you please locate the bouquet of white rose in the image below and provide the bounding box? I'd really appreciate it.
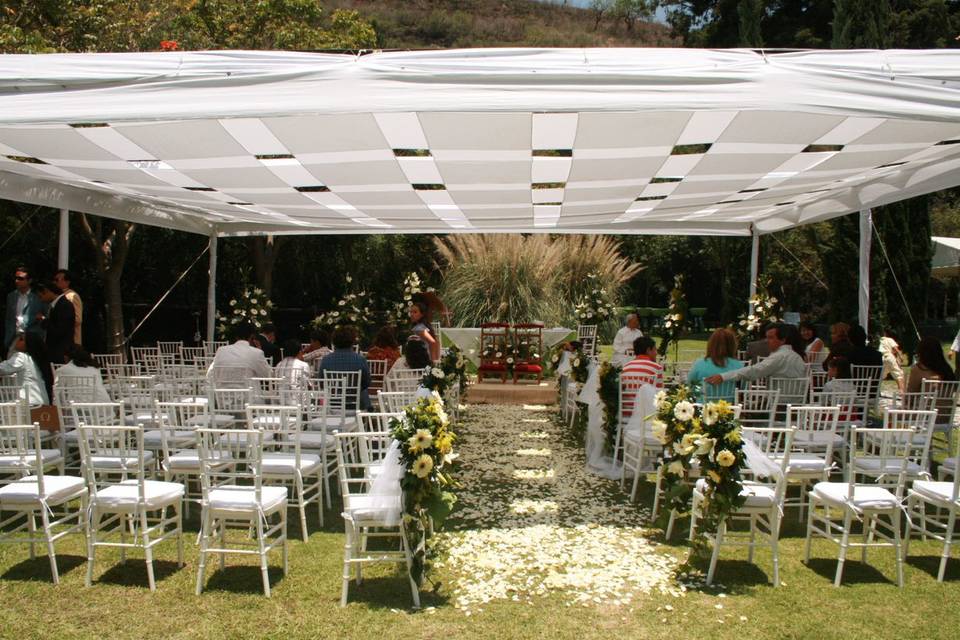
[737,274,780,340]
[217,286,273,337]
[311,274,374,331]
[573,272,617,325]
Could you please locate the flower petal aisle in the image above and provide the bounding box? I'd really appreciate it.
[435,404,682,614]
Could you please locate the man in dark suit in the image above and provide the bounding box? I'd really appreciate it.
[36,281,75,365]
[744,324,772,364]
[4,265,43,356]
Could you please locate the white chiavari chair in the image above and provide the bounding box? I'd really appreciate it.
[368,359,388,393]
[195,427,287,597]
[778,405,840,518]
[157,401,214,515]
[385,367,427,394]
[334,430,419,608]
[0,423,87,584]
[735,389,780,430]
[249,404,323,539]
[157,341,184,363]
[920,379,960,457]
[691,426,795,587]
[577,325,598,357]
[79,424,184,591]
[376,390,419,414]
[805,426,915,587]
[202,340,227,357]
[905,458,960,582]
[322,370,362,432]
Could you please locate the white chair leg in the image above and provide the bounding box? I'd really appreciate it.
[748,514,757,564]
[804,496,815,562]
[296,476,308,542]
[400,520,421,609]
[340,521,353,607]
[86,508,98,587]
[939,510,956,582]
[39,505,59,585]
[140,508,156,592]
[175,503,184,567]
[195,510,210,595]
[706,522,725,585]
[893,510,905,588]
[770,510,781,587]
[256,512,270,597]
[281,508,288,577]
[27,511,36,560]
[834,510,853,587]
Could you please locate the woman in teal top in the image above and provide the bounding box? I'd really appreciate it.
[687,328,743,401]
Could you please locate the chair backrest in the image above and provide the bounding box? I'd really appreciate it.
[617,375,655,460]
[77,423,145,485]
[892,390,937,412]
[109,374,157,410]
[786,405,840,460]
[0,371,23,404]
[203,340,228,356]
[368,359,388,392]
[848,426,918,498]
[358,411,402,434]
[70,401,124,428]
[741,426,796,503]
[157,341,183,357]
[847,377,880,418]
[919,379,960,430]
[208,365,252,389]
[807,349,829,365]
[883,408,937,469]
[852,364,883,380]
[385,367,427,394]
[334,430,396,502]
[209,387,252,420]
[702,378,738,403]
[92,353,124,369]
[54,376,101,430]
[377,390,419,413]
[0,423,44,478]
[323,369,362,417]
[247,404,302,459]
[769,377,810,407]
[479,323,511,366]
[513,324,543,365]
[196,427,264,500]
[0,399,29,426]
[250,376,285,404]
[129,346,160,374]
[577,324,597,356]
[180,346,205,365]
[735,389,780,429]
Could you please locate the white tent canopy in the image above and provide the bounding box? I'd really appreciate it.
[932,236,960,279]
[2,48,960,237]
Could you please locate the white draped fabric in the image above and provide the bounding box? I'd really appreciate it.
[3,49,960,237]
[366,440,404,527]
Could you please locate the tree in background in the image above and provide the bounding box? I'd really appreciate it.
[738,0,764,46]
[832,0,893,48]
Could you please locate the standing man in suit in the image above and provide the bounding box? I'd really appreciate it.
[4,266,43,357]
[35,281,75,366]
[53,269,82,347]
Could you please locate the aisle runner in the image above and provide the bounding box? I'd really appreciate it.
[436,404,682,613]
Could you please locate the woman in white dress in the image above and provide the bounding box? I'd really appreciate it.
[0,332,52,406]
[55,344,111,403]
[799,320,825,363]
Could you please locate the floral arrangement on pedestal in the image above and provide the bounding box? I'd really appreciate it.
[385,272,436,325]
[438,345,468,394]
[573,273,617,325]
[217,286,273,337]
[390,395,458,584]
[658,274,690,357]
[652,386,746,541]
[310,274,374,332]
[597,362,622,453]
[737,274,781,342]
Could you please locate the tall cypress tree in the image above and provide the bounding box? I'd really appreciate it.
[738,0,764,46]
[832,0,893,48]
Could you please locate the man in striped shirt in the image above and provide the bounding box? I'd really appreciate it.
[621,335,663,388]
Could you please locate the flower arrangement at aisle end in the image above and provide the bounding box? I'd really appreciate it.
[652,386,746,541]
[310,274,374,332]
[658,274,691,357]
[390,395,459,585]
[216,286,273,338]
[569,346,590,384]
[439,345,468,393]
[737,274,781,342]
[573,272,617,325]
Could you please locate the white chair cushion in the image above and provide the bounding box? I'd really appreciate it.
[187,413,232,427]
[89,450,155,469]
[125,411,159,426]
[300,432,337,449]
[208,485,287,514]
[812,482,901,510]
[143,429,194,446]
[344,494,401,524]
[851,458,923,477]
[942,457,957,471]
[164,450,234,472]
[261,452,322,475]
[0,474,86,506]
[0,449,63,470]
[772,453,829,474]
[94,479,184,511]
[695,478,777,509]
[308,416,358,430]
[911,480,960,504]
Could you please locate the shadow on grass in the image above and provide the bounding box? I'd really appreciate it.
[687,559,771,592]
[94,558,185,587]
[905,555,960,581]
[1,554,86,582]
[201,564,286,595]
[803,557,896,586]
[337,574,450,611]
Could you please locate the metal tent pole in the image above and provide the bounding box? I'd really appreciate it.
[57,208,69,269]
[206,232,218,344]
[858,209,872,334]
[749,226,760,316]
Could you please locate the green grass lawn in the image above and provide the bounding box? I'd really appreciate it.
[2,400,960,639]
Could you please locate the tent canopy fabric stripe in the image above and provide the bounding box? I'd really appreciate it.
[2,48,960,237]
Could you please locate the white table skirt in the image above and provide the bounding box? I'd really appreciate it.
[443,327,575,366]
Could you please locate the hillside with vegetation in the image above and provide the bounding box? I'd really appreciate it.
[329,0,675,48]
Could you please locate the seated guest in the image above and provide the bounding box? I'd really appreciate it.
[847,324,882,368]
[621,335,663,388]
[207,322,272,383]
[907,335,957,422]
[0,332,51,406]
[799,320,825,362]
[823,355,855,394]
[402,337,432,371]
[302,329,331,367]
[611,313,643,367]
[318,325,372,410]
[275,338,311,389]
[366,326,401,369]
[56,344,110,403]
[705,322,805,387]
[256,322,280,366]
[687,328,743,401]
